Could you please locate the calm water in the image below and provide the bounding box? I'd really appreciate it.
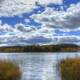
[0,53,80,80]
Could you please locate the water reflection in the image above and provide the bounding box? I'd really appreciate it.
[0,53,80,80]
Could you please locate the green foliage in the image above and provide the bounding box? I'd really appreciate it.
[59,58,80,80]
[0,60,21,80]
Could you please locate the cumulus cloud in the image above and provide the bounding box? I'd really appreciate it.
[0,0,37,17]
[0,1,80,45]
[60,3,80,29]
[0,21,57,46]
[29,3,80,45]
[31,2,80,29]
[58,36,80,44]
[38,0,63,5]
[25,36,52,45]
[0,0,63,17]
[0,21,79,46]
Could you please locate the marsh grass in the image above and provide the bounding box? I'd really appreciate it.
[59,58,80,80]
[0,60,21,80]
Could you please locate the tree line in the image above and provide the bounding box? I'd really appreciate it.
[0,44,79,52]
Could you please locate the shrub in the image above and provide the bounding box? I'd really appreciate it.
[0,60,21,80]
[59,58,80,80]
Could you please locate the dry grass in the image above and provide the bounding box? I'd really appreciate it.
[0,60,21,80]
[59,58,80,80]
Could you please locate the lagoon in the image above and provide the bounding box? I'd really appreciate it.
[0,53,80,80]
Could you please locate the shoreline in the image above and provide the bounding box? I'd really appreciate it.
[0,44,79,52]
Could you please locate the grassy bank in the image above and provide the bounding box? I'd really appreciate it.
[59,58,80,80]
[0,60,21,80]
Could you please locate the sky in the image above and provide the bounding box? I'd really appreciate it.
[0,0,80,46]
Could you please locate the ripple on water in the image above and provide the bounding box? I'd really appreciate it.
[0,53,80,80]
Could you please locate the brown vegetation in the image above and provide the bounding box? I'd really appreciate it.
[0,60,21,80]
[0,44,79,52]
[59,58,80,80]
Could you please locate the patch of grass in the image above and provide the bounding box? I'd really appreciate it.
[59,58,80,80]
[0,60,21,80]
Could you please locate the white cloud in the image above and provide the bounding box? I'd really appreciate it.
[0,1,80,45]
[0,21,58,46]
[24,19,31,23]
[60,3,80,29]
[38,0,63,5]
[27,3,80,45]
[25,36,52,45]
[31,2,80,29]
[0,0,36,17]
[0,21,80,46]
[58,36,80,45]
[0,0,63,17]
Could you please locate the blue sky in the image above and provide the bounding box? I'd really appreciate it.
[0,0,80,46]
[0,0,79,25]
[0,0,79,26]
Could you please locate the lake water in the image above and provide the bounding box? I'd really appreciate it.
[0,53,80,80]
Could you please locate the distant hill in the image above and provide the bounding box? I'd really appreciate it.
[58,43,78,47]
[0,44,79,52]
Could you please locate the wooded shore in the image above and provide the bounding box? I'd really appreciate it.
[0,44,79,52]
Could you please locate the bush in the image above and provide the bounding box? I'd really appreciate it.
[0,60,21,80]
[59,58,80,80]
